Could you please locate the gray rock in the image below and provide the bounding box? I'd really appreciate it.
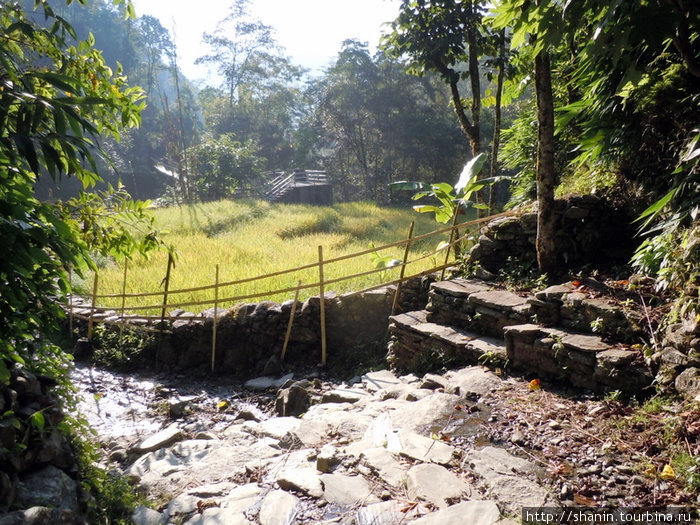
[465,446,540,481]
[220,483,262,514]
[15,465,78,513]
[390,393,462,432]
[280,420,327,449]
[0,507,83,525]
[132,505,165,525]
[396,430,455,465]
[419,374,448,390]
[168,395,198,419]
[132,424,184,454]
[445,367,502,396]
[322,388,368,404]
[275,384,310,417]
[465,446,552,515]
[247,417,300,440]
[362,370,401,392]
[360,447,407,487]
[675,367,700,400]
[320,474,377,506]
[245,373,294,391]
[186,482,237,498]
[184,508,251,525]
[259,490,299,525]
[316,444,341,473]
[164,494,199,520]
[356,501,407,525]
[276,468,324,497]
[405,463,471,509]
[411,500,502,525]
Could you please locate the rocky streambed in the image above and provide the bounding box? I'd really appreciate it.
[70,363,698,525]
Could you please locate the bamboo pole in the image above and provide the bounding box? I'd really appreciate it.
[211,264,219,373]
[318,246,327,365]
[441,208,461,281]
[160,252,174,325]
[87,273,99,341]
[119,260,128,337]
[392,221,415,315]
[281,280,302,363]
[156,253,173,370]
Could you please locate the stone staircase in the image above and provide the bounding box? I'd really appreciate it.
[387,278,652,394]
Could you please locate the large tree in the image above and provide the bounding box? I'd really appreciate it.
[313,41,466,202]
[0,0,152,383]
[196,0,278,108]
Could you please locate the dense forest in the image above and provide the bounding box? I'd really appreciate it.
[31,0,471,204]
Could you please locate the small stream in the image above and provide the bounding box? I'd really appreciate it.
[71,363,272,444]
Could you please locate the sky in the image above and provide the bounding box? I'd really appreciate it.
[130,0,402,86]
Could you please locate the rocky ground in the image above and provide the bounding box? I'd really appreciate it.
[71,361,699,525]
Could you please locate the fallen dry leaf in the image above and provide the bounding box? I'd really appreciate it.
[574,493,598,506]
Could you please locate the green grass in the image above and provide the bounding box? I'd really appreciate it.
[76,200,459,314]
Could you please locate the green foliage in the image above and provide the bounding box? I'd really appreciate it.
[495,255,548,292]
[69,417,145,523]
[314,40,467,202]
[188,135,266,201]
[91,325,154,371]
[391,153,495,223]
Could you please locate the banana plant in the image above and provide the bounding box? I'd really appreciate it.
[390,153,494,223]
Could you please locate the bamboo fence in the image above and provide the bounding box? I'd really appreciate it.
[68,210,515,369]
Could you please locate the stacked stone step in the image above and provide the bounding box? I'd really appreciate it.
[388,278,652,394]
[387,310,507,372]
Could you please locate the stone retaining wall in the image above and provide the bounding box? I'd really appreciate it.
[78,275,438,376]
[467,195,634,276]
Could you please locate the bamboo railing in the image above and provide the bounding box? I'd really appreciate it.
[68,210,515,369]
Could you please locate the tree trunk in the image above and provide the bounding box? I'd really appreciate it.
[466,2,485,213]
[432,59,480,157]
[489,29,506,215]
[534,50,557,277]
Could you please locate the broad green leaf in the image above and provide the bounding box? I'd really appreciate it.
[455,153,487,194]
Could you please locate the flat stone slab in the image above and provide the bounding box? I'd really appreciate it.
[390,392,462,433]
[464,446,552,515]
[390,310,428,328]
[465,446,540,481]
[406,463,471,508]
[276,468,323,498]
[395,429,455,465]
[322,388,369,404]
[320,473,377,506]
[431,279,492,297]
[356,501,411,525]
[244,373,294,391]
[259,490,299,525]
[445,366,503,396]
[360,447,408,487]
[559,332,610,352]
[132,424,184,454]
[362,370,401,392]
[411,500,502,525]
[185,508,251,525]
[469,290,529,310]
